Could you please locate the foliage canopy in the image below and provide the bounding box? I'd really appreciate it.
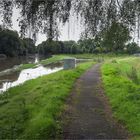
[0,0,140,40]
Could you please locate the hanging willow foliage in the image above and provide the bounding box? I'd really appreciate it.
[73,0,140,39]
[0,0,14,28]
[0,0,140,41]
[0,0,72,40]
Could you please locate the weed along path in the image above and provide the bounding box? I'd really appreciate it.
[62,64,128,139]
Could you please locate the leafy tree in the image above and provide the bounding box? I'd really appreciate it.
[74,0,140,41]
[0,0,71,40]
[0,28,36,57]
[38,40,64,55]
[102,22,131,53]
[62,41,76,54]
[0,29,22,57]
[22,38,36,54]
[77,39,95,53]
[1,0,140,55]
[126,42,140,54]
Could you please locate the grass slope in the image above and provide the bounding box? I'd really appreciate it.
[0,62,94,139]
[102,57,140,139]
[40,55,67,65]
[12,54,128,72]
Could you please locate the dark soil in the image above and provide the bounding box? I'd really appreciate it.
[62,64,129,140]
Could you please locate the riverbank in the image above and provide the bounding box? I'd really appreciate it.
[0,55,63,77]
[102,57,140,139]
[0,54,95,93]
[0,54,129,75]
[0,54,99,86]
[0,62,95,139]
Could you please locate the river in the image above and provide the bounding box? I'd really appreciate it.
[0,55,63,93]
[0,54,50,71]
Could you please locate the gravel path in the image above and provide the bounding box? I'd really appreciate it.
[63,64,129,139]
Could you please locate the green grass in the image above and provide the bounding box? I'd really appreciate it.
[0,62,95,139]
[18,63,36,71]
[17,55,66,71]
[63,53,129,59]
[39,54,105,66]
[64,54,101,59]
[40,55,68,65]
[8,54,129,72]
[39,53,127,66]
[102,57,140,138]
[15,55,73,71]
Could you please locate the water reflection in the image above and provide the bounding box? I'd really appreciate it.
[35,56,39,63]
[0,65,63,93]
[0,54,50,71]
[0,72,20,87]
[43,62,63,69]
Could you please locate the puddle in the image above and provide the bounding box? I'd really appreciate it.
[0,65,63,93]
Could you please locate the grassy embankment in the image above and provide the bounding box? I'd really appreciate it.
[102,57,140,139]
[17,55,66,71]
[16,55,80,71]
[65,53,128,59]
[0,55,68,75]
[0,61,95,139]
[16,53,128,71]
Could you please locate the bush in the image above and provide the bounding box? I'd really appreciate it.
[126,42,140,54]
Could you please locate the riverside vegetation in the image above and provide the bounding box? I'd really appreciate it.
[0,62,95,139]
[102,57,140,139]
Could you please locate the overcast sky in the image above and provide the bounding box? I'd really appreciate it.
[10,8,82,45]
[1,7,139,45]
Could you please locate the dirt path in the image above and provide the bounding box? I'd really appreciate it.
[62,64,128,139]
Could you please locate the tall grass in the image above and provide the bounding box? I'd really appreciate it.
[127,67,139,84]
[102,58,140,138]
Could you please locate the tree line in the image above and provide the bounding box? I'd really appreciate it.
[0,0,140,56]
[38,39,140,55]
[0,27,36,57]
[38,22,140,55]
[0,21,140,57]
